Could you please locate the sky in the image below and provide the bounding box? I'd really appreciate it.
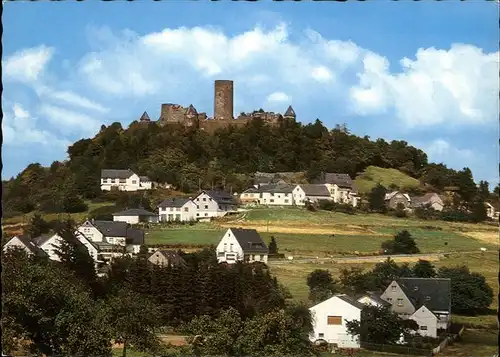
[3,1,499,187]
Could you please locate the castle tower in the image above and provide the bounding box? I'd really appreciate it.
[214,80,234,120]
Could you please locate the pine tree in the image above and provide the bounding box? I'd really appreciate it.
[268,236,278,255]
[26,213,51,238]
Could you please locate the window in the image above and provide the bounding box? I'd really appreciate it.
[391,285,397,291]
[204,213,208,217]
[196,213,200,216]
[327,316,342,325]
[229,244,233,252]
[318,333,324,338]
[270,199,274,203]
[119,178,126,183]
[176,207,180,211]
[204,205,208,209]
[420,326,427,331]
[184,207,189,212]
[132,180,137,184]
[284,199,289,203]
[196,198,199,201]
[425,296,431,301]
[203,198,207,201]
[224,243,227,251]
[387,298,393,303]
[396,298,404,307]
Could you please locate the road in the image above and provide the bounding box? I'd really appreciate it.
[268,251,488,265]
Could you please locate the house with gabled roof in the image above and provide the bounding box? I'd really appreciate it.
[148,250,187,268]
[215,228,269,264]
[283,105,296,120]
[240,184,296,206]
[380,278,452,338]
[77,220,145,258]
[295,184,333,205]
[113,208,159,224]
[2,235,47,257]
[100,169,153,191]
[411,193,444,212]
[32,232,100,263]
[309,294,365,348]
[312,172,359,207]
[385,191,411,210]
[158,197,197,222]
[193,190,238,218]
[139,111,151,123]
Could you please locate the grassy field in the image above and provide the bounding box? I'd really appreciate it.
[353,166,422,195]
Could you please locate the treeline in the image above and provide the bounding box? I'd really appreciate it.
[1,219,314,356]
[4,117,494,215]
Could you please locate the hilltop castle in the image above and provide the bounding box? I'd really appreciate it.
[137,80,296,133]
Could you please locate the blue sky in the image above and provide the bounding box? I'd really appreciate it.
[3,1,499,187]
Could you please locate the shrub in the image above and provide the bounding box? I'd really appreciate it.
[88,205,119,221]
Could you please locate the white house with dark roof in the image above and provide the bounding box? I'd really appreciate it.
[77,220,145,258]
[380,278,452,338]
[240,184,296,206]
[193,190,238,218]
[148,250,187,268]
[100,169,152,191]
[113,208,159,224]
[295,184,333,205]
[313,172,359,207]
[385,191,412,210]
[216,228,269,264]
[2,235,47,257]
[309,294,364,348]
[158,198,197,222]
[411,193,444,212]
[32,232,99,263]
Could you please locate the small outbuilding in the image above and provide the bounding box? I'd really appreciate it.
[112,208,159,224]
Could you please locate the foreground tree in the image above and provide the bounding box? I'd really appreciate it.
[381,230,420,254]
[306,269,339,303]
[368,184,387,213]
[25,213,51,238]
[412,260,437,278]
[346,305,418,345]
[438,266,493,314]
[268,236,278,255]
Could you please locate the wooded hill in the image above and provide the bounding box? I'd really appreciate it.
[3,117,494,215]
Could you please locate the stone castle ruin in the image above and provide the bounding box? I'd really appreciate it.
[138,80,296,133]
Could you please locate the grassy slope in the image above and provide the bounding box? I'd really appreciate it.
[354,165,421,194]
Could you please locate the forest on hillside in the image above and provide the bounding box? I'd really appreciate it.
[3,117,494,215]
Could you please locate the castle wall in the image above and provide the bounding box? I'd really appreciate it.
[214,80,234,120]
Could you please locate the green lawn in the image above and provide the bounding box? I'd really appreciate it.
[440,329,498,356]
[353,165,422,195]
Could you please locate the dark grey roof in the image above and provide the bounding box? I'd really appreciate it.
[139,111,151,121]
[312,172,353,188]
[230,228,269,253]
[284,105,296,117]
[300,184,331,197]
[9,235,47,257]
[397,278,451,313]
[244,184,296,194]
[337,294,366,310]
[92,220,128,237]
[204,190,238,205]
[126,228,145,245]
[139,176,151,182]
[113,208,157,217]
[101,169,135,179]
[158,197,192,208]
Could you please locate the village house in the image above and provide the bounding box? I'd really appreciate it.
[385,191,412,210]
[312,172,359,207]
[32,232,100,263]
[77,220,145,259]
[193,190,238,218]
[113,208,159,224]
[2,235,48,257]
[216,228,269,264]
[148,250,187,268]
[380,278,452,338]
[411,193,445,212]
[240,184,296,206]
[484,202,498,219]
[158,197,198,222]
[296,184,333,205]
[100,169,153,191]
[309,294,365,349]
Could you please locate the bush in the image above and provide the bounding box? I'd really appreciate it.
[88,205,119,221]
[2,211,24,219]
[318,200,356,214]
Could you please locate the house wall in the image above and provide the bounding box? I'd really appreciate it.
[114,215,140,224]
[76,235,99,263]
[380,281,416,317]
[309,297,361,348]
[410,306,438,338]
[434,311,451,330]
[293,186,307,206]
[77,223,104,243]
[388,194,410,209]
[148,251,170,266]
[38,234,63,261]
[3,237,33,255]
[194,192,222,218]
[306,195,333,204]
[101,173,146,192]
[140,180,153,190]
[244,252,269,264]
[258,192,294,206]
[107,236,127,246]
[240,192,260,204]
[216,229,244,263]
[159,202,197,222]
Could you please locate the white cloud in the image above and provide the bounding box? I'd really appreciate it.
[35,85,109,113]
[424,139,474,161]
[3,45,54,83]
[349,44,499,127]
[38,104,101,135]
[311,66,334,82]
[2,103,69,148]
[267,92,290,102]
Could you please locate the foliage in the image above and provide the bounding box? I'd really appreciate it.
[438,266,494,314]
[268,235,278,255]
[381,230,420,254]
[346,305,418,345]
[469,197,488,223]
[318,200,356,214]
[306,269,338,303]
[25,213,51,238]
[354,166,421,195]
[368,184,387,213]
[412,259,437,278]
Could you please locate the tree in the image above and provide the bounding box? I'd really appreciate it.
[306,269,338,303]
[368,184,387,213]
[268,236,278,255]
[381,230,420,254]
[493,184,500,197]
[477,180,490,201]
[469,198,488,223]
[25,213,51,238]
[438,266,493,314]
[412,260,437,278]
[346,305,418,345]
[339,267,373,295]
[98,288,162,357]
